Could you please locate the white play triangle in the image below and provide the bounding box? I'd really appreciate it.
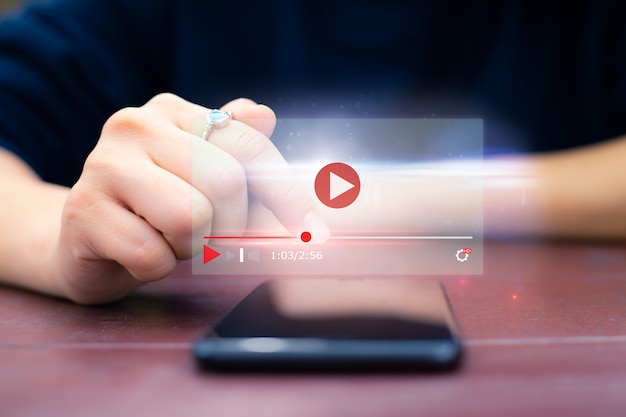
[329,171,355,201]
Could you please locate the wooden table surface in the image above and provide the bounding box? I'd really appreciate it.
[1,240,625,417]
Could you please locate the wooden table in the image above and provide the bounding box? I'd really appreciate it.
[1,240,625,417]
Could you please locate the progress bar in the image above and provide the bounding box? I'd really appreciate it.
[204,235,474,241]
[329,235,474,240]
[203,235,293,239]
[204,232,474,242]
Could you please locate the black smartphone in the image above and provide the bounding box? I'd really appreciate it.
[194,278,462,372]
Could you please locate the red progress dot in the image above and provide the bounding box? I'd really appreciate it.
[300,231,312,243]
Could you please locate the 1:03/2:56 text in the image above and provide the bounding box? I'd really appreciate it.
[270,250,324,261]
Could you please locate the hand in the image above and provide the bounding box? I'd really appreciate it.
[53,93,327,304]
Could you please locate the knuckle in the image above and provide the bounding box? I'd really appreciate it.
[147,92,182,108]
[101,106,148,138]
[102,93,185,143]
[233,127,274,162]
[190,196,214,234]
[129,238,175,281]
[168,194,194,234]
[168,192,196,236]
[63,184,105,225]
[168,191,214,238]
[81,149,127,189]
[82,148,116,173]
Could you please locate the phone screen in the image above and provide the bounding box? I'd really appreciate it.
[195,278,462,372]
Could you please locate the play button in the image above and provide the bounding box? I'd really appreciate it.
[314,162,360,208]
[330,172,355,200]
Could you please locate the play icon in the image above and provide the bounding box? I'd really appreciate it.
[203,245,221,264]
[314,162,361,208]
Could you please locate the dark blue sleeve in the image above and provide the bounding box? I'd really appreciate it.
[2,0,626,180]
[608,1,626,141]
[0,0,174,186]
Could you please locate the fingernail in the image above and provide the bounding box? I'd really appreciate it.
[301,210,330,244]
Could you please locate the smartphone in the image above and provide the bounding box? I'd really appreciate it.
[194,278,462,372]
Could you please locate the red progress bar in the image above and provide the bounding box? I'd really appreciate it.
[203,235,295,239]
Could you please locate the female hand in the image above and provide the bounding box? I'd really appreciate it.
[54,94,327,303]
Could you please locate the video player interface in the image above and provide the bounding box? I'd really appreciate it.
[193,118,483,275]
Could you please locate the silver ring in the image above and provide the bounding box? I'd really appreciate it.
[202,109,232,140]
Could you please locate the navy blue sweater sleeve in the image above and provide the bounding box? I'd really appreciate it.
[0,0,174,186]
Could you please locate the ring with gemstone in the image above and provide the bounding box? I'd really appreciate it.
[202,109,233,140]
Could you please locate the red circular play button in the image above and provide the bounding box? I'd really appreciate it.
[314,162,361,209]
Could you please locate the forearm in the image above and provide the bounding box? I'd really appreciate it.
[0,148,69,296]
[298,135,626,241]
[485,135,626,240]
[535,136,626,239]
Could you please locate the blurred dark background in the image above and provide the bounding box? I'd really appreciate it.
[1,1,625,185]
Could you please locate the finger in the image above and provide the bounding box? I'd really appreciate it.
[208,121,330,240]
[110,159,217,259]
[188,138,249,239]
[220,98,276,138]
[80,199,177,282]
[98,140,249,254]
[139,127,249,239]
[102,103,249,243]
[146,93,274,140]
[142,94,328,240]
